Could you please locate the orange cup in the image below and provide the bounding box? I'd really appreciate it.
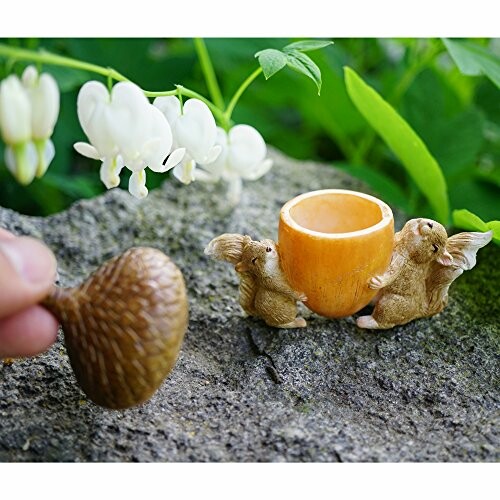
[278,189,394,318]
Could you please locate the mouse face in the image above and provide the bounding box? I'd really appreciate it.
[235,239,279,277]
[398,218,452,265]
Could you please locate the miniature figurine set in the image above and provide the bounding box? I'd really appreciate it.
[205,194,492,331]
[5,190,491,411]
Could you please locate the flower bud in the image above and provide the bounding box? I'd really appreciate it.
[0,67,60,184]
[22,65,60,140]
[0,75,32,145]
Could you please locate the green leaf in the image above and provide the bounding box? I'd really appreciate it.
[45,66,93,93]
[449,177,500,222]
[477,168,500,188]
[254,48,287,80]
[42,173,101,199]
[487,220,500,239]
[443,38,500,89]
[334,162,412,213]
[452,209,489,231]
[401,69,485,178]
[344,66,450,224]
[284,40,333,52]
[453,209,500,244]
[286,50,322,95]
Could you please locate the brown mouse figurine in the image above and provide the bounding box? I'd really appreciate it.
[204,233,307,328]
[425,230,493,315]
[357,218,492,329]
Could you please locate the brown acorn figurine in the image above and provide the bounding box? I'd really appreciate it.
[41,247,189,410]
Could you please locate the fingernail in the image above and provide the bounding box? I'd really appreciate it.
[0,237,56,285]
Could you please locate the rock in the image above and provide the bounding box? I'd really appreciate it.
[0,148,498,462]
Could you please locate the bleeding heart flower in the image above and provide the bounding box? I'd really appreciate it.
[74,81,184,198]
[153,96,221,184]
[0,66,60,184]
[198,124,273,205]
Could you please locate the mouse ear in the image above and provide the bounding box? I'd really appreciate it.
[235,261,249,273]
[436,249,453,266]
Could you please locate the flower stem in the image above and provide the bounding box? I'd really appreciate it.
[144,85,225,122]
[0,44,129,82]
[223,66,263,127]
[177,86,184,114]
[0,43,227,125]
[193,38,224,110]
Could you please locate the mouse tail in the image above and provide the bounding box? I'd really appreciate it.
[204,233,252,265]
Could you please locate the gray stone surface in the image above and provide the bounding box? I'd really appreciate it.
[0,148,498,462]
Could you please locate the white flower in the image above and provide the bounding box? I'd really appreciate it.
[198,124,273,205]
[74,81,184,198]
[0,67,59,184]
[0,75,31,144]
[21,66,60,177]
[22,66,59,140]
[153,96,221,184]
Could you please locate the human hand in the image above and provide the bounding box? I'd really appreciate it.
[0,228,58,358]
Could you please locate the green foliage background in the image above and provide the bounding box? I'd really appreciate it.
[0,38,498,224]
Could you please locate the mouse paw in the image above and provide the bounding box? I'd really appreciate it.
[356,315,380,329]
[368,276,384,290]
[277,317,307,329]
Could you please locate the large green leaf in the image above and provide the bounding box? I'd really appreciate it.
[443,38,500,89]
[344,66,450,224]
[453,209,499,244]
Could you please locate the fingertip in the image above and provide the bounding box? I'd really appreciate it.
[1,236,57,286]
[0,228,15,240]
[0,237,57,317]
[0,306,59,358]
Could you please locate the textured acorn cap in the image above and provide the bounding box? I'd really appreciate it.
[42,247,189,410]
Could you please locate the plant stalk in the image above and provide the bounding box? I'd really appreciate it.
[223,66,263,127]
[0,43,226,123]
[193,38,225,110]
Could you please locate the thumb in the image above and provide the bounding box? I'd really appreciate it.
[0,236,57,319]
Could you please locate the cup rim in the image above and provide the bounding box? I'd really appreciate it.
[280,189,393,239]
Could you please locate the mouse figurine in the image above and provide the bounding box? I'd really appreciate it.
[356,218,492,329]
[204,233,307,328]
[426,230,493,315]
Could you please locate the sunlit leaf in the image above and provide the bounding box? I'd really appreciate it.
[344,66,450,224]
[284,40,333,52]
[452,208,499,244]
